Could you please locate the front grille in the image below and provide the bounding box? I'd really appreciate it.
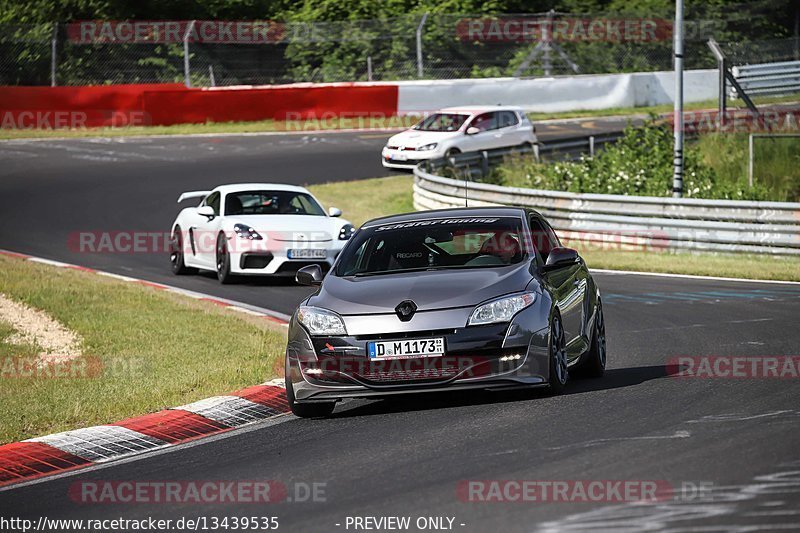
[354,329,457,341]
[358,366,460,383]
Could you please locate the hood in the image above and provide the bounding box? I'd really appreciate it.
[224,215,349,242]
[387,129,461,148]
[308,262,538,315]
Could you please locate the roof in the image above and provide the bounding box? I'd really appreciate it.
[439,105,525,115]
[362,206,527,228]
[211,183,310,195]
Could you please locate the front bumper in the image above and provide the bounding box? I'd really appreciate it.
[381,147,441,168]
[227,238,346,276]
[286,306,552,403]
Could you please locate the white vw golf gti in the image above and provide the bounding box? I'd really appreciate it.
[382,105,537,169]
[169,183,354,283]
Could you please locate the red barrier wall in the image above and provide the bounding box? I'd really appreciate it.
[0,83,399,129]
[0,84,183,128]
[143,84,399,125]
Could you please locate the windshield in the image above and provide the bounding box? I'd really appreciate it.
[413,113,469,132]
[224,190,325,216]
[335,216,527,277]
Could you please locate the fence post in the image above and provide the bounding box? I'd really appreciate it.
[416,13,429,78]
[367,56,373,81]
[183,21,196,88]
[748,134,754,188]
[208,65,216,87]
[50,23,57,87]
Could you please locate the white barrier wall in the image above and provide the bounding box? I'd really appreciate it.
[397,69,717,114]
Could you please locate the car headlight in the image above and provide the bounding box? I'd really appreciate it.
[468,293,536,326]
[339,224,355,240]
[297,306,347,336]
[233,223,263,240]
[417,143,438,151]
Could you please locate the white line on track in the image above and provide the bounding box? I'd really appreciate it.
[591,268,800,286]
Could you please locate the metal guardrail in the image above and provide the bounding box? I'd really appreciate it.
[730,60,800,98]
[422,132,624,181]
[413,146,800,256]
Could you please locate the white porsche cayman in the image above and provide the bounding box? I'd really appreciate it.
[169,183,354,283]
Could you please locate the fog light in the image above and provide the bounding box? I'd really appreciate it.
[499,354,523,362]
[303,367,323,375]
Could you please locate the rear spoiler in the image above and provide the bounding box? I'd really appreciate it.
[177,190,211,203]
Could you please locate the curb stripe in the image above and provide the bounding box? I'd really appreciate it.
[0,442,91,484]
[28,426,170,463]
[112,410,229,444]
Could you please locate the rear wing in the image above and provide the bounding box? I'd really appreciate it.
[177,190,211,203]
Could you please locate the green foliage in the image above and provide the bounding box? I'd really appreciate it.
[493,119,782,201]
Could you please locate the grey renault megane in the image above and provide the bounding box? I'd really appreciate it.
[285,207,606,417]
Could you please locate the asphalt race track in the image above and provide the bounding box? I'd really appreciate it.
[1,121,799,531]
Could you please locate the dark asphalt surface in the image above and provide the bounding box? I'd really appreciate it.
[1,123,799,532]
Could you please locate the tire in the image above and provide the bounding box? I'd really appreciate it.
[285,367,336,418]
[215,232,234,284]
[445,147,461,158]
[582,301,606,378]
[548,312,569,394]
[169,226,195,275]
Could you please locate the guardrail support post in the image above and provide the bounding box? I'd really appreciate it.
[589,136,595,158]
[748,134,754,188]
[480,151,489,178]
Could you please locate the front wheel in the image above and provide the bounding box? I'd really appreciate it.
[285,368,336,418]
[216,233,234,284]
[548,312,569,394]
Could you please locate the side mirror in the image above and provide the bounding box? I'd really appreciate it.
[328,207,342,217]
[466,126,480,135]
[296,264,324,286]
[197,205,215,218]
[543,247,580,271]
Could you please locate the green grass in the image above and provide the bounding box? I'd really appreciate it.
[310,174,800,281]
[696,133,800,202]
[308,174,414,227]
[0,115,420,140]
[0,255,287,444]
[2,94,795,141]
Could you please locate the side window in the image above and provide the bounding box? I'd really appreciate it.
[205,192,220,216]
[529,217,558,261]
[469,112,498,132]
[498,111,519,128]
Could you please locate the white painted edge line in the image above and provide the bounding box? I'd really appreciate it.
[591,268,800,286]
[0,127,404,144]
[2,249,291,323]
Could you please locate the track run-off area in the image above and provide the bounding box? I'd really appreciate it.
[0,120,799,532]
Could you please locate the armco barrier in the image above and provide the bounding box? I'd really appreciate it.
[414,159,800,256]
[0,83,399,128]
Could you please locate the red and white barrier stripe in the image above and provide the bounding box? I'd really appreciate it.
[0,250,292,488]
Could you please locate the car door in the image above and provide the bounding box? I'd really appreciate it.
[496,110,523,147]
[532,216,586,354]
[191,191,223,268]
[461,112,502,152]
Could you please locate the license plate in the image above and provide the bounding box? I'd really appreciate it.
[393,153,407,161]
[368,337,445,359]
[288,249,327,259]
